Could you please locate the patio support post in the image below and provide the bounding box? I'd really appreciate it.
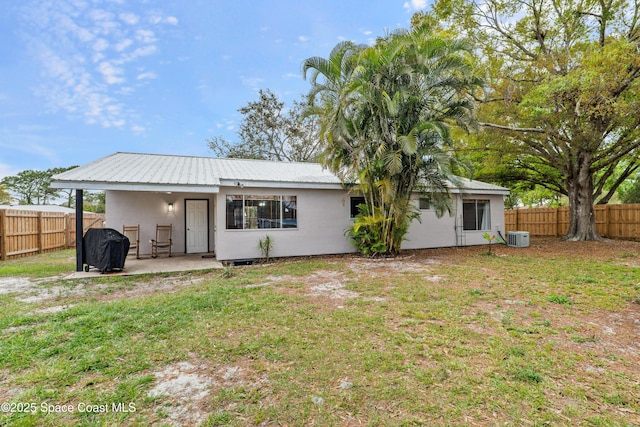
[75,189,83,272]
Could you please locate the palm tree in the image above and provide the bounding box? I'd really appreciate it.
[303,24,481,256]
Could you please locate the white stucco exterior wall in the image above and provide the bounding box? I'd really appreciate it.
[105,188,505,260]
[396,193,506,250]
[105,190,216,256]
[214,187,356,260]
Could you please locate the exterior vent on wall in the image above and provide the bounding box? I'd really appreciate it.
[507,231,530,248]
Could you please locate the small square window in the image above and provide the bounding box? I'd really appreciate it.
[418,197,431,210]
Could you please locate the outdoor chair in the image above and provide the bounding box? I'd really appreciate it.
[122,225,140,259]
[151,224,172,258]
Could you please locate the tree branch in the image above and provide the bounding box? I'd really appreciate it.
[596,162,640,204]
[478,122,546,133]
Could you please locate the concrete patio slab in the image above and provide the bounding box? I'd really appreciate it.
[66,253,224,279]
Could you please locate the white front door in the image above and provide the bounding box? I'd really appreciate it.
[186,199,208,253]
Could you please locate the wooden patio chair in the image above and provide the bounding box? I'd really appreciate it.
[151,224,172,258]
[122,224,140,259]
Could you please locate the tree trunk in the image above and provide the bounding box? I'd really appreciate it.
[564,155,602,241]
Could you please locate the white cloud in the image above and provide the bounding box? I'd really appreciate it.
[298,35,309,42]
[119,12,139,25]
[122,45,157,62]
[114,38,132,51]
[135,29,157,44]
[93,38,109,52]
[137,71,157,80]
[403,0,428,11]
[97,61,125,84]
[20,1,178,132]
[215,120,235,132]
[75,27,95,43]
[88,9,114,22]
[240,76,264,89]
[131,125,146,134]
[148,14,177,25]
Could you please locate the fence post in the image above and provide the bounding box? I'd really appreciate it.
[558,207,563,237]
[65,214,71,248]
[37,211,43,254]
[0,210,5,261]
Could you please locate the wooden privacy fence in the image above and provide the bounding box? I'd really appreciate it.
[0,210,105,260]
[505,204,640,239]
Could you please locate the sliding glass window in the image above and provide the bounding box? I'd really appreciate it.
[225,195,297,230]
[462,200,491,231]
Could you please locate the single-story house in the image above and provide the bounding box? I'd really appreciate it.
[51,152,509,262]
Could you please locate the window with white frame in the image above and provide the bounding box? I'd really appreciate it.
[226,195,297,229]
[463,199,491,231]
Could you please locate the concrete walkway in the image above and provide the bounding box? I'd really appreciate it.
[66,253,224,279]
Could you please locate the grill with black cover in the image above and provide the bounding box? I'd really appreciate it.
[83,228,130,273]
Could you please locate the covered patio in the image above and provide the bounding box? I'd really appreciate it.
[66,253,224,279]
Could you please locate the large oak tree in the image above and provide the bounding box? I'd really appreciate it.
[426,0,640,240]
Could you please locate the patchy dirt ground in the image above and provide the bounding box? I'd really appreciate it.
[2,237,640,425]
[0,274,206,313]
[147,357,269,426]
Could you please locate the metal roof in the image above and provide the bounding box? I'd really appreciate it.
[449,177,511,195]
[50,152,343,192]
[51,152,509,195]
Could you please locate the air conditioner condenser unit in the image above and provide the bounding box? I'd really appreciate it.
[507,231,530,248]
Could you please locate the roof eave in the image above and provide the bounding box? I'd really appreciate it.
[450,188,511,196]
[219,179,344,190]
[50,180,220,194]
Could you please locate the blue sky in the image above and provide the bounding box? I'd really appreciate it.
[0,0,428,178]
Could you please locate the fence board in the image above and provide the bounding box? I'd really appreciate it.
[0,210,105,260]
[505,204,640,239]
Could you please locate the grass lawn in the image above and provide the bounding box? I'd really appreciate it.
[0,239,639,426]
